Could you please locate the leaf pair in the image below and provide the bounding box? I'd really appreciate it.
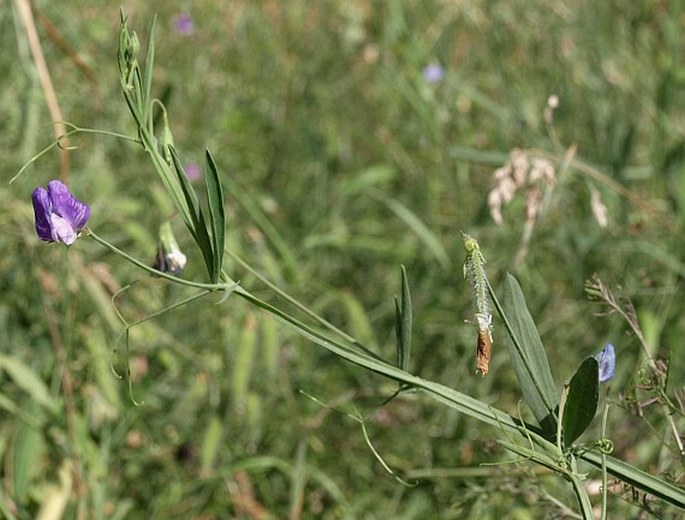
[169,148,226,284]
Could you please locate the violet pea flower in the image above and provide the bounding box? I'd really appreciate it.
[32,180,90,246]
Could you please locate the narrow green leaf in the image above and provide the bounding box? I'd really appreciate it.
[82,333,123,412]
[500,274,559,436]
[204,150,226,283]
[340,291,377,349]
[394,298,403,368]
[261,314,280,377]
[233,314,257,408]
[170,374,209,425]
[200,414,223,475]
[12,402,45,501]
[0,393,43,428]
[0,355,56,412]
[562,357,599,447]
[395,265,412,371]
[449,147,509,165]
[169,146,214,279]
[141,15,157,129]
[289,441,308,520]
[372,192,450,269]
[221,174,299,277]
[339,165,396,197]
[581,450,685,510]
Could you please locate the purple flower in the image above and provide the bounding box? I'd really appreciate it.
[174,14,194,36]
[32,180,90,245]
[185,162,202,182]
[595,343,615,383]
[423,63,445,84]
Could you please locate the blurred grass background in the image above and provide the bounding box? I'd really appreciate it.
[2,0,684,518]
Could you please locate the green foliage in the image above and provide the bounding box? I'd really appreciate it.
[2,1,685,518]
[395,265,412,373]
[561,357,600,448]
[500,274,559,437]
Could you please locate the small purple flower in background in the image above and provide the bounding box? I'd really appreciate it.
[185,162,202,182]
[423,63,445,84]
[595,343,616,383]
[32,180,90,246]
[174,14,194,36]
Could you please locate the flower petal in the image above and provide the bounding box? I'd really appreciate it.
[50,213,78,245]
[595,343,616,383]
[31,186,55,242]
[47,180,90,231]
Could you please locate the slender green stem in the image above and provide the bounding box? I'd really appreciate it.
[600,403,610,520]
[10,124,139,184]
[224,247,385,362]
[229,280,554,448]
[568,466,595,520]
[557,384,569,451]
[114,288,212,329]
[581,450,685,509]
[86,229,238,292]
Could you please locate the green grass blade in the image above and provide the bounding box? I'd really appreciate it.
[395,265,412,371]
[498,274,559,436]
[289,441,308,520]
[394,299,404,368]
[449,147,509,166]
[371,191,450,269]
[0,355,56,413]
[203,150,226,283]
[233,314,257,408]
[561,357,599,448]
[339,291,377,349]
[12,402,45,502]
[199,414,223,475]
[221,174,299,277]
[339,165,396,197]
